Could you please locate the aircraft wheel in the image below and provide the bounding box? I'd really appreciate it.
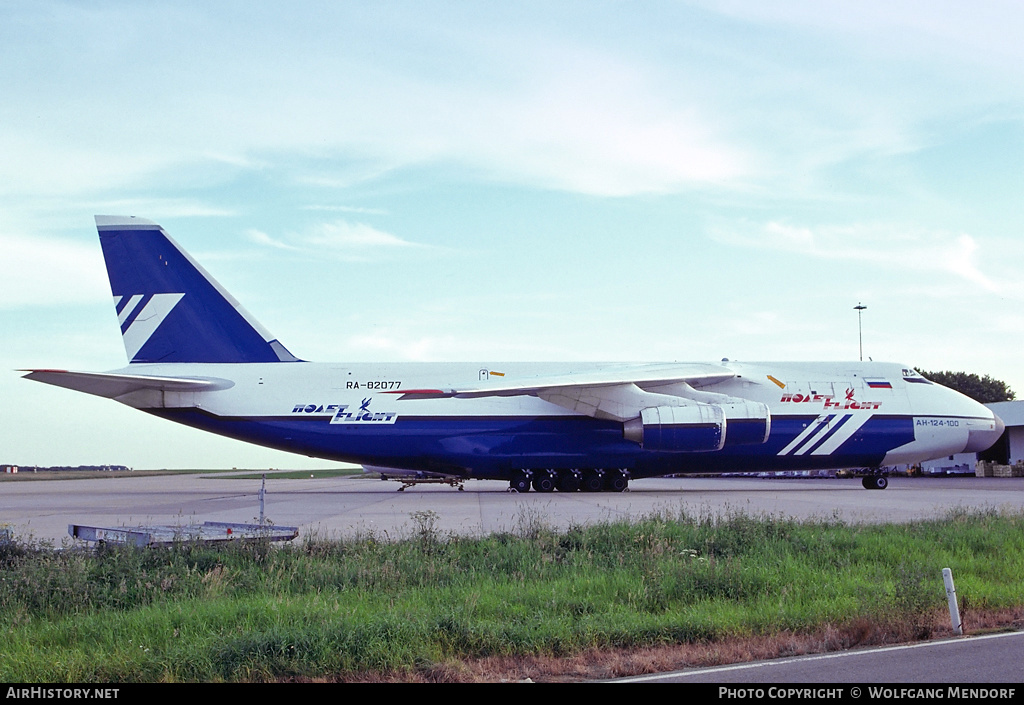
[557,471,581,492]
[581,471,604,492]
[604,470,629,492]
[532,472,556,493]
[510,472,531,493]
[861,475,888,490]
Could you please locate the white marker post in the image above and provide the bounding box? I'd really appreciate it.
[942,568,962,635]
[259,474,266,526]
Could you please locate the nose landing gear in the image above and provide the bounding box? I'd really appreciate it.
[861,473,889,490]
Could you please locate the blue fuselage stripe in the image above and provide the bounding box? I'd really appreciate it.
[150,409,918,479]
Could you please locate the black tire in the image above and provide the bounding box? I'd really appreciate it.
[581,471,604,492]
[532,473,556,492]
[862,475,888,490]
[557,471,581,492]
[509,472,530,493]
[604,470,629,492]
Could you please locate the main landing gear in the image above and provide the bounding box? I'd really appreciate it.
[510,468,629,493]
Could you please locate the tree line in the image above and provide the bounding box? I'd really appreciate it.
[915,370,1015,404]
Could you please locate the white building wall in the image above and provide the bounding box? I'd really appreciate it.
[1007,427,1024,465]
[918,400,1024,473]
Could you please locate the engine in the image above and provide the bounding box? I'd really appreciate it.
[623,404,725,452]
[622,400,770,452]
[715,399,772,447]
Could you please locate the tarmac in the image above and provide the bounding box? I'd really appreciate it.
[4,473,1024,545]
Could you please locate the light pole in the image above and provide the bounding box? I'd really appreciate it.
[854,303,866,361]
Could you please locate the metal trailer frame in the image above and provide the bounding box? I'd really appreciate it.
[69,521,299,547]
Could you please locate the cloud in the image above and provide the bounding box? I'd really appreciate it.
[5,1,1022,212]
[305,221,422,250]
[244,220,429,263]
[302,204,389,216]
[424,44,750,196]
[0,233,108,309]
[245,229,301,251]
[705,0,1024,68]
[346,331,456,362]
[0,4,752,200]
[715,220,1005,293]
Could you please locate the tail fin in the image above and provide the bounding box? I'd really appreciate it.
[96,216,299,364]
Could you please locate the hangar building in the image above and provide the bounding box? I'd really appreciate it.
[921,400,1024,475]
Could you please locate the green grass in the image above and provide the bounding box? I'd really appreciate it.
[0,467,362,482]
[1,507,1022,682]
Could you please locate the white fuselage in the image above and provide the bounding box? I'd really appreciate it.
[107,359,1001,479]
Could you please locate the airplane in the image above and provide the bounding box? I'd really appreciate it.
[23,216,1005,493]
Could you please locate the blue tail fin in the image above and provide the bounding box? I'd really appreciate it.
[96,216,300,364]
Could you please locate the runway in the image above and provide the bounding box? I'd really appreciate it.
[4,473,1023,545]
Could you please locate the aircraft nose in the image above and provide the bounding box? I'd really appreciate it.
[964,412,1005,453]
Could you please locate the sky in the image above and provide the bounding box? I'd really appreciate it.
[3,0,1024,469]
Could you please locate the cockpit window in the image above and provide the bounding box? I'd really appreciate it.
[902,368,933,385]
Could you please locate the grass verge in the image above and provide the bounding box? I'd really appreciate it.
[1,507,1021,682]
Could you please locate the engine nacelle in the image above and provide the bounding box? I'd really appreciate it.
[623,404,726,452]
[622,400,771,452]
[718,400,771,447]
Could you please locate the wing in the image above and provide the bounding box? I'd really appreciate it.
[396,362,733,400]
[393,362,766,429]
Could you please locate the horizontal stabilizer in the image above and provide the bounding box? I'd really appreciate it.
[21,369,232,399]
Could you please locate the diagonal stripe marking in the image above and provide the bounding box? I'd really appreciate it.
[779,414,835,456]
[810,413,872,456]
[117,294,144,326]
[122,293,185,360]
[800,414,853,455]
